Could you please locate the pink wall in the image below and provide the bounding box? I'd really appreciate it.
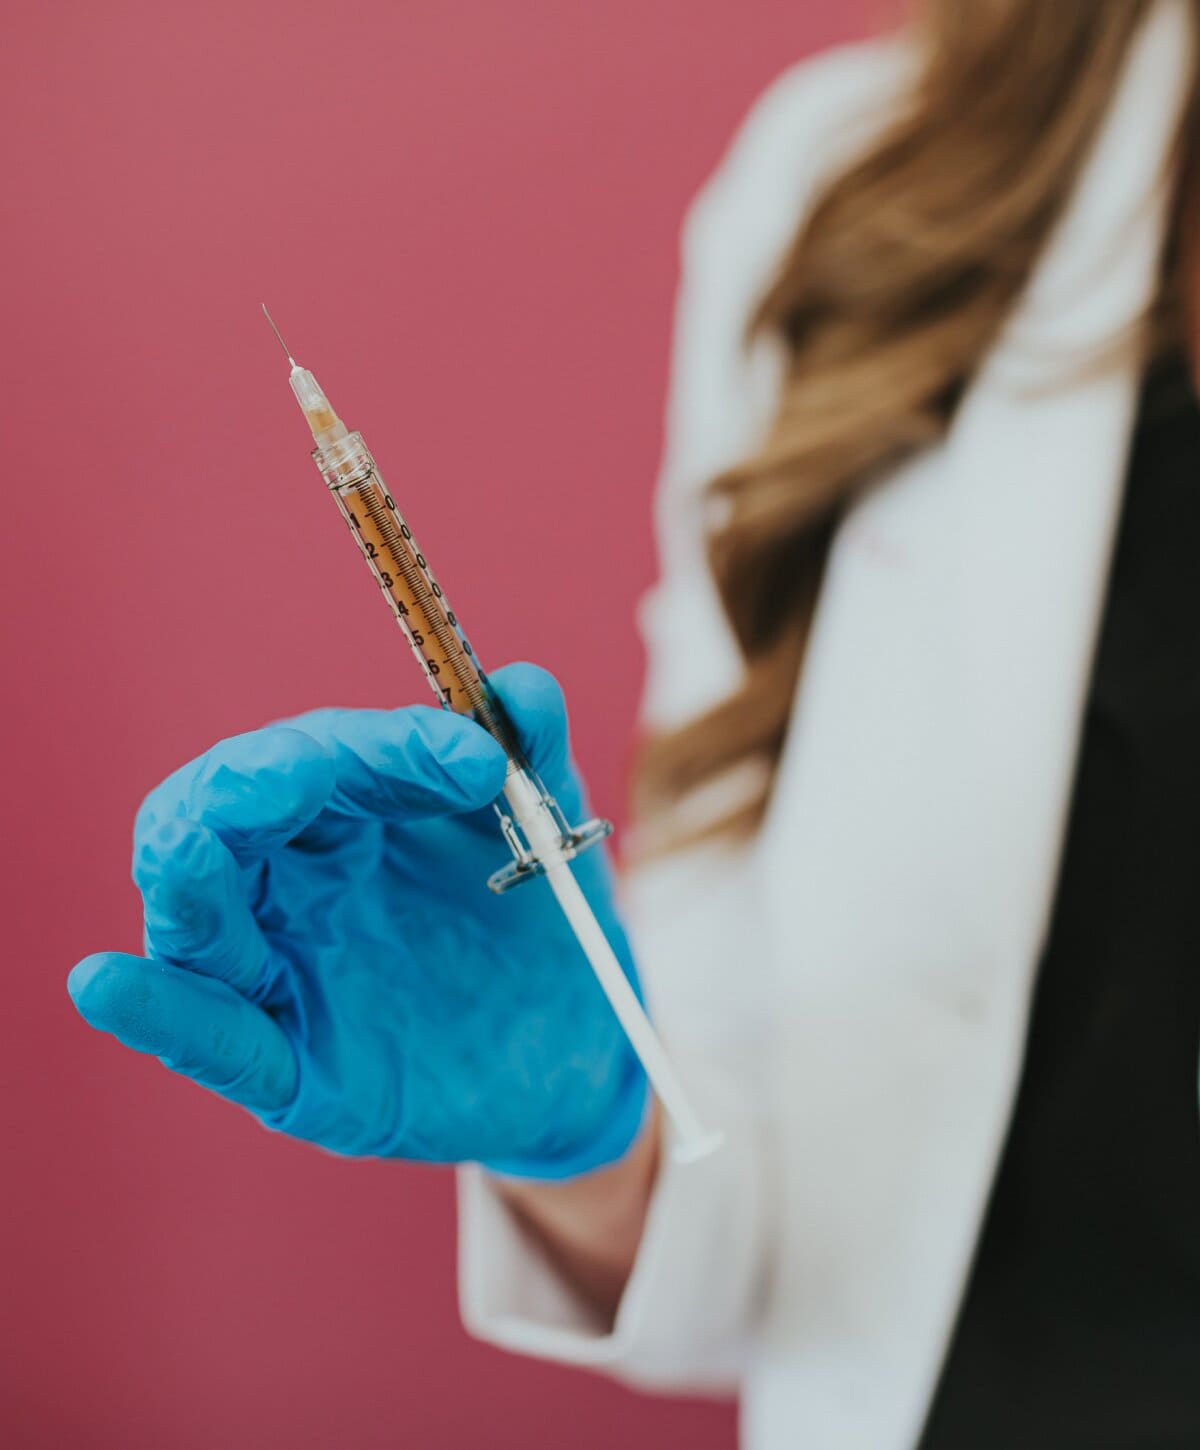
[3,3,872,1445]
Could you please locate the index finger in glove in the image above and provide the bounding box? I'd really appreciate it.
[135,727,336,865]
[278,705,508,821]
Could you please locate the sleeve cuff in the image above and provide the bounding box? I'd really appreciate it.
[457,1075,768,1392]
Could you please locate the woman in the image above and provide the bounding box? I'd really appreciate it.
[67,1,1200,1444]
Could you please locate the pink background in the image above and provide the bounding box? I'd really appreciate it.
[3,2,872,1446]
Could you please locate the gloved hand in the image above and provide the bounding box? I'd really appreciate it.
[67,664,648,1179]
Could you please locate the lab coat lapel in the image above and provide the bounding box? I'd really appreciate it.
[751,3,1194,1444]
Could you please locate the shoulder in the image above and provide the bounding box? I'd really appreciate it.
[660,37,918,481]
[638,39,920,731]
[651,36,919,523]
[683,36,918,270]
[723,35,916,167]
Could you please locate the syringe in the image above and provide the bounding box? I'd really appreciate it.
[263,306,721,1166]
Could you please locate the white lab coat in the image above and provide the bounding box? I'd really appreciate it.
[457,3,1197,1445]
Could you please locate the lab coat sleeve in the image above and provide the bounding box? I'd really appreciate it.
[457,38,912,1393]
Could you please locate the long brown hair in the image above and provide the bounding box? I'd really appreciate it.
[633,0,1198,851]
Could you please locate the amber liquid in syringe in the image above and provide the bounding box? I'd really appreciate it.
[307,403,522,759]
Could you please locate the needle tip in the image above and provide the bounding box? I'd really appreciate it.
[261,302,296,367]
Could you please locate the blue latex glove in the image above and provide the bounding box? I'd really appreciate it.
[67,664,648,1179]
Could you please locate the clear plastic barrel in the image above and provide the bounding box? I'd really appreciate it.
[311,430,522,758]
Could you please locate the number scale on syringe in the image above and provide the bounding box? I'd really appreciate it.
[329,465,520,758]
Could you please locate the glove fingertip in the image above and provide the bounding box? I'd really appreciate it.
[230,726,337,814]
[67,951,109,1009]
[406,708,510,807]
[488,662,570,780]
[67,951,142,1030]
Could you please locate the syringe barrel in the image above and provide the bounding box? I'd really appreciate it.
[309,428,613,896]
[311,431,523,761]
